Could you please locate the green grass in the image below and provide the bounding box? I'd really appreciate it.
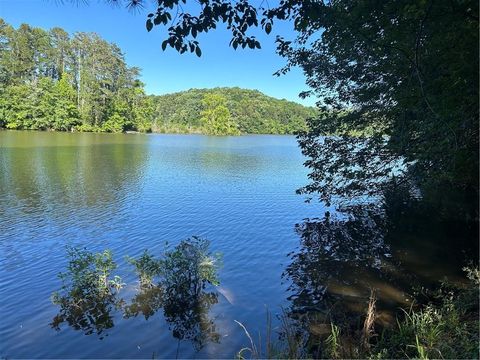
[235,268,479,359]
[373,268,479,359]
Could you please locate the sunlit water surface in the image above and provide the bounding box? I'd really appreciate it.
[0,131,474,358]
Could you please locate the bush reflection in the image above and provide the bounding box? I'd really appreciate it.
[51,237,222,350]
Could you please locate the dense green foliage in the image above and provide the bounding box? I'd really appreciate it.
[109,0,478,207]
[0,19,315,135]
[0,19,154,132]
[200,93,240,135]
[151,87,316,135]
[287,1,479,207]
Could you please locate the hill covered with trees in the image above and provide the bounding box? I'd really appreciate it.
[150,88,316,135]
[0,19,315,135]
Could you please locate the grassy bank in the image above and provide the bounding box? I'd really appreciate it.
[236,268,479,359]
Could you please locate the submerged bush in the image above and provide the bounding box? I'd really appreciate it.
[125,237,222,292]
[51,238,223,349]
[51,247,125,338]
[160,237,223,349]
[162,236,222,293]
[126,249,162,288]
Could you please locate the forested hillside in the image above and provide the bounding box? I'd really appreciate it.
[0,19,315,135]
[151,88,317,135]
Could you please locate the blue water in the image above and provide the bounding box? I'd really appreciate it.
[0,132,325,358]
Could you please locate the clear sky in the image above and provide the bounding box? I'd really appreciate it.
[0,0,316,106]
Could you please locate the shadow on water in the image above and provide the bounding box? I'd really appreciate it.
[282,185,479,340]
[50,237,222,351]
[285,208,400,315]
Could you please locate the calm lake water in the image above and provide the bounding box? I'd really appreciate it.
[0,131,475,358]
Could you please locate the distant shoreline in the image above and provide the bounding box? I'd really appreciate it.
[0,128,300,137]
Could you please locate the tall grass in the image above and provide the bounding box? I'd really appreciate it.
[235,308,308,359]
[235,268,479,359]
[374,268,480,359]
[361,289,377,351]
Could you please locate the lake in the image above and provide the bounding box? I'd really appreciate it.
[0,131,475,358]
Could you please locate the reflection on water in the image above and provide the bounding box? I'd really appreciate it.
[50,247,125,339]
[124,286,163,321]
[281,188,478,355]
[163,290,220,350]
[1,131,476,358]
[0,132,149,210]
[51,238,222,351]
[284,207,397,317]
[122,282,219,350]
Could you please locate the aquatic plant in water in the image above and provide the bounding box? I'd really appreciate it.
[51,238,223,348]
[50,246,125,338]
[161,236,222,294]
[126,237,223,349]
[126,249,162,288]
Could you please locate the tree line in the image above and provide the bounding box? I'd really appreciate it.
[150,87,317,135]
[0,19,153,133]
[0,19,316,135]
[96,0,477,208]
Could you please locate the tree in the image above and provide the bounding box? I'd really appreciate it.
[95,0,478,207]
[0,83,34,129]
[200,93,239,135]
[0,19,15,85]
[132,87,154,133]
[52,73,80,131]
[0,20,154,133]
[285,1,479,207]
[34,77,56,130]
[48,27,71,80]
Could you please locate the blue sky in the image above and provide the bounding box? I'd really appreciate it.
[0,0,316,106]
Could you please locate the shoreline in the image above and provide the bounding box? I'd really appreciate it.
[0,128,300,137]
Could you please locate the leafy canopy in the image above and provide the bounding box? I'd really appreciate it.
[0,19,153,133]
[200,93,240,135]
[65,1,478,206]
[151,87,315,135]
